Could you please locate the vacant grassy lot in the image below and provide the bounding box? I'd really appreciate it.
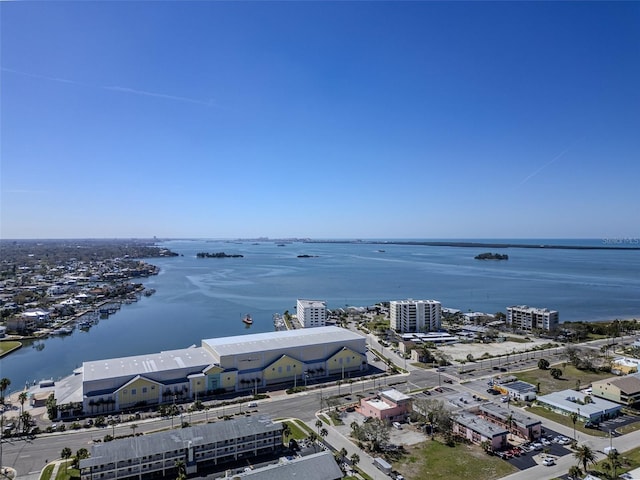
[515,365,612,395]
[394,439,517,480]
[591,444,640,478]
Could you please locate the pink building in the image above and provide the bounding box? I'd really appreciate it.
[358,388,412,422]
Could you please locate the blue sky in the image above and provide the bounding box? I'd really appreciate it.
[1,1,639,239]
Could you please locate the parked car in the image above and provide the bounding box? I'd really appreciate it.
[542,458,555,466]
[585,421,599,429]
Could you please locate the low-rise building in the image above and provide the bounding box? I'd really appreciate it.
[225,451,343,480]
[592,375,640,407]
[358,388,412,422]
[79,417,283,480]
[453,413,508,450]
[478,404,542,441]
[536,389,622,422]
[502,381,537,402]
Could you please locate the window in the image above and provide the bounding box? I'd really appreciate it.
[131,389,137,395]
[142,387,147,393]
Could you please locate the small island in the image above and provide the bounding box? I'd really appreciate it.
[297,254,319,258]
[475,252,509,260]
[196,252,244,258]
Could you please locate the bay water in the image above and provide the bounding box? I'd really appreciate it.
[2,239,639,394]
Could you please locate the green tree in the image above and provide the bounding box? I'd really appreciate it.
[61,447,73,473]
[570,412,578,440]
[573,443,597,473]
[73,447,90,468]
[175,459,186,480]
[550,368,563,379]
[0,377,11,404]
[537,358,550,370]
[320,427,328,440]
[350,453,360,468]
[315,419,323,434]
[281,423,291,442]
[607,450,622,479]
[568,465,581,480]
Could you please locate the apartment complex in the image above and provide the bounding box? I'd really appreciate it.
[79,417,283,480]
[506,305,558,332]
[592,375,640,406]
[390,299,441,333]
[296,299,327,328]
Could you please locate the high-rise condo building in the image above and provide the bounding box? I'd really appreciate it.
[390,299,441,333]
[506,305,559,332]
[296,299,327,328]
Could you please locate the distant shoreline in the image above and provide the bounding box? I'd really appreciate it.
[303,239,640,251]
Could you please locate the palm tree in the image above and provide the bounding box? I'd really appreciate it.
[17,391,28,430]
[0,378,11,404]
[315,419,322,434]
[573,443,597,473]
[349,453,360,468]
[567,465,581,480]
[320,427,328,441]
[20,411,32,434]
[174,459,187,480]
[570,412,578,440]
[61,447,72,473]
[607,450,622,479]
[130,423,138,436]
[308,432,318,452]
[282,423,291,442]
[338,447,347,462]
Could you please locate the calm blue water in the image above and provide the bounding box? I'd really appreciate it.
[2,239,639,394]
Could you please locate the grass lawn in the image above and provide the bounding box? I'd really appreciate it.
[394,439,517,480]
[617,422,640,435]
[55,464,78,480]
[40,464,54,480]
[515,365,612,395]
[281,420,311,440]
[590,444,640,478]
[0,341,22,356]
[526,406,608,438]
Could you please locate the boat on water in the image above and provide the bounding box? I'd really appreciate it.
[242,314,253,325]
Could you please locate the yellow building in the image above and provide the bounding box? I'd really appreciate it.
[79,326,366,416]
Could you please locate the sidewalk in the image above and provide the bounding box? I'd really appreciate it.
[304,415,391,480]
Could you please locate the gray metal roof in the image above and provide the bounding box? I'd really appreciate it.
[202,326,365,357]
[83,346,215,382]
[479,403,541,428]
[80,416,281,468]
[536,389,622,418]
[233,451,342,480]
[456,413,508,439]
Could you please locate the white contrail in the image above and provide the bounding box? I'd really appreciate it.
[517,147,571,186]
[104,86,214,107]
[2,67,214,107]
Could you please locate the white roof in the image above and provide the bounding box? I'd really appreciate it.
[202,326,364,357]
[83,346,215,382]
[381,388,411,402]
[537,389,621,417]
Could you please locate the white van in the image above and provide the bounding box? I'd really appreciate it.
[392,421,403,430]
